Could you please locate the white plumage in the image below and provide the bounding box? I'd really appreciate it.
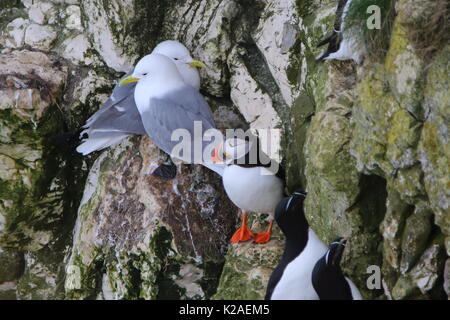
[271,228,328,300]
[222,165,284,214]
[77,40,203,155]
[213,137,284,243]
[321,0,366,64]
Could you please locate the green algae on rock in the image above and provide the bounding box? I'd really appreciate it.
[0,0,448,300]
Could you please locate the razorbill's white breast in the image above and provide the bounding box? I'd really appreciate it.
[266,192,363,300]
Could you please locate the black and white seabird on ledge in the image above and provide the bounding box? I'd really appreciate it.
[266,191,362,300]
[312,238,362,300]
[316,0,365,65]
[212,137,284,244]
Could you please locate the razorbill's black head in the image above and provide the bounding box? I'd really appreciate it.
[312,238,362,300]
[265,190,312,299]
[274,190,309,239]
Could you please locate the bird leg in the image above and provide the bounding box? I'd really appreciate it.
[152,156,177,180]
[230,211,254,243]
[253,218,274,244]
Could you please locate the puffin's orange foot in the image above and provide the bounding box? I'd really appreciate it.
[253,220,273,244]
[230,224,254,243]
[253,231,271,244]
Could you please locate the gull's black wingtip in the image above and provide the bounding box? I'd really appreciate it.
[49,129,83,146]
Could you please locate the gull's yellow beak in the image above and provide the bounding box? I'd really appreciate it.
[187,59,206,68]
[119,75,140,85]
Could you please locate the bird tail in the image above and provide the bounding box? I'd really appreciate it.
[316,33,340,62]
[76,131,130,155]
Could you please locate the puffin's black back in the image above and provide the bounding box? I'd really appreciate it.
[232,136,285,181]
[311,239,353,300]
[265,190,309,299]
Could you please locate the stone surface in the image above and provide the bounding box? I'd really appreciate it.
[444,259,450,299]
[2,18,29,48]
[65,137,239,299]
[0,248,24,284]
[213,216,284,300]
[0,0,448,300]
[61,34,89,63]
[0,49,68,247]
[80,0,138,72]
[24,24,56,50]
[228,46,281,131]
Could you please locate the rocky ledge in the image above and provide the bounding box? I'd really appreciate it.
[0,0,448,300]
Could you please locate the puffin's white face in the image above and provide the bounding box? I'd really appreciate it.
[153,40,206,69]
[213,138,254,164]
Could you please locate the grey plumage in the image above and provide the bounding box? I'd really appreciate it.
[76,71,145,155]
[82,71,145,135]
[76,40,203,156]
[140,86,217,163]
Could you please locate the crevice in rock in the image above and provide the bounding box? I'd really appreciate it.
[355,174,388,232]
[131,0,178,57]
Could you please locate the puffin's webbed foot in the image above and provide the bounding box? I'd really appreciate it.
[230,212,254,243]
[253,220,274,244]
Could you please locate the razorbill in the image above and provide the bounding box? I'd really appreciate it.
[316,0,365,64]
[266,192,362,299]
[312,238,363,300]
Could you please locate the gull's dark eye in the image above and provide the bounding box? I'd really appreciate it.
[174,58,179,60]
[142,73,148,76]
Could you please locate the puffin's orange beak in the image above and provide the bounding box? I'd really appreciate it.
[212,145,222,163]
[212,144,228,163]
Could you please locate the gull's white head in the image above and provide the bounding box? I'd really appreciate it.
[120,53,183,85]
[152,40,205,90]
[153,40,193,64]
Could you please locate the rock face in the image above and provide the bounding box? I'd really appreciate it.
[0,0,448,300]
[65,136,239,299]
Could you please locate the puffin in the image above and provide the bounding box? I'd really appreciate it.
[266,191,361,300]
[312,238,363,300]
[212,137,284,244]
